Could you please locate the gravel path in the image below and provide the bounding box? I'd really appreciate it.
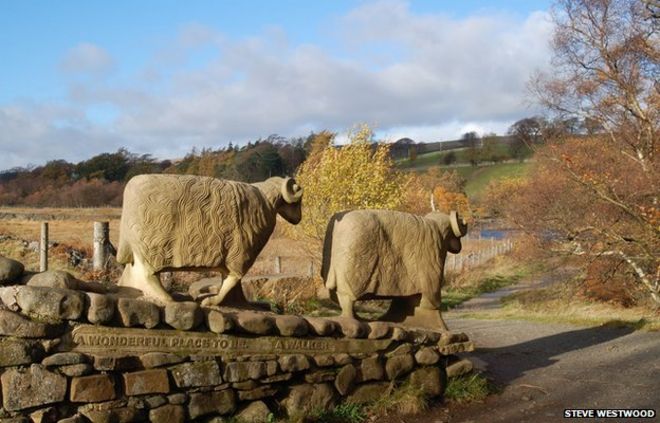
[388,270,660,422]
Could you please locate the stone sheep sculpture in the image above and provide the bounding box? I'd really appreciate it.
[321,209,467,331]
[117,174,303,306]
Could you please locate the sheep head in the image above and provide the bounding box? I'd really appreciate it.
[278,177,303,224]
[425,210,468,254]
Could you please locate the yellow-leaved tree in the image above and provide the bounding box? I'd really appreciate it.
[293,124,406,241]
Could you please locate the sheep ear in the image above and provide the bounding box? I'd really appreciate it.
[281,177,303,204]
[450,211,467,237]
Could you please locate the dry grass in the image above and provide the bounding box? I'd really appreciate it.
[461,284,660,331]
[0,206,121,219]
[0,219,120,250]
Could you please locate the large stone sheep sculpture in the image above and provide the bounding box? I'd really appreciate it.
[321,209,467,331]
[117,174,303,306]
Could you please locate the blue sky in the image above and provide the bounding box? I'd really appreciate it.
[0,0,552,170]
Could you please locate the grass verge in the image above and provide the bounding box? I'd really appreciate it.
[441,256,539,311]
[461,286,660,331]
[445,373,493,404]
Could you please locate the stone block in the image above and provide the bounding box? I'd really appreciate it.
[56,415,86,423]
[265,360,278,376]
[232,380,258,390]
[59,363,94,377]
[261,373,292,384]
[171,361,222,388]
[278,354,310,372]
[385,354,415,380]
[0,285,20,309]
[391,327,409,341]
[409,366,446,397]
[359,356,385,382]
[234,311,274,335]
[116,298,160,329]
[42,352,88,367]
[333,353,353,365]
[236,401,271,423]
[237,385,278,401]
[140,352,185,369]
[86,293,115,324]
[274,315,309,336]
[188,390,237,419]
[305,369,336,383]
[280,384,336,416]
[0,309,62,338]
[415,347,440,365]
[335,364,357,395]
[304,317,338,336]
[29,407,58,423]
[26,270,77,290]
[93,355,141,371]
[0,255,24,283]
[438,332,469,346]
[144,395,167,409]
[346,382,390,404]
[80,407,146,423]
[70,374,116,403]
[206,310,235,333]
[446,358,474,378]
[367,322,391,339]
[0,338,41,367]
[16,286,86,320]
[1,365,67,411]
[149,405,185,423]
[386,343,413,357]
[438,341,475,355]
[123,369,170,396]
[313,355,334,367]
[167,393,188,405]
[164,301,202,330]
[331,317,369,338]
[223,361,266,382]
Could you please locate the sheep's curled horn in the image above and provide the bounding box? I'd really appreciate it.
[450,210,468,238]
[281,177,303,203]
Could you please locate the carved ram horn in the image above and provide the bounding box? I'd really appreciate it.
[281,177,303,204]
[450,210,468,238]
[430,193,437,212]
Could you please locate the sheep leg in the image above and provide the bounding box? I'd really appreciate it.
[420,293,441,310]
[337,292,355,319]
[201,275,240,307]
[119,256,173,304]
[208,272,227,295]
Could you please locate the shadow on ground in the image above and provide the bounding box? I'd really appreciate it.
[474,323,636,385]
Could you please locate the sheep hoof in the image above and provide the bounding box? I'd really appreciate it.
[201,296,222,307]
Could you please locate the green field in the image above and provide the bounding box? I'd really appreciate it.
[398,149,531,199]
[457,162,530,198]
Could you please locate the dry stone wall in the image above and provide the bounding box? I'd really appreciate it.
[0,270,474,423]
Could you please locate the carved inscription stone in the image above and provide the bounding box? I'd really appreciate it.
[69,325,392,357]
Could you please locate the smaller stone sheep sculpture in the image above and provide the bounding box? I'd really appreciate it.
[116,174,303,306]
[321,209,467,331]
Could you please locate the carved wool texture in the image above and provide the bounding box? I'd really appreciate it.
[118,175,273,274]
[324,210,444,300]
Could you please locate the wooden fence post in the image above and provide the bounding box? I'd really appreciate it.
[274,256,281,274]
[40,222,48,272]
[93,221,110,271]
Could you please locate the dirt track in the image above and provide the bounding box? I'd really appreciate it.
[389,273,660,422]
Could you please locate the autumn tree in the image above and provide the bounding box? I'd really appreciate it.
[462,131,481,166]
[501,0,659,305]
[293,124,406,241]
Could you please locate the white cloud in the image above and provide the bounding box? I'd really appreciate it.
[0,1,553,170]
[60,43,115,76]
